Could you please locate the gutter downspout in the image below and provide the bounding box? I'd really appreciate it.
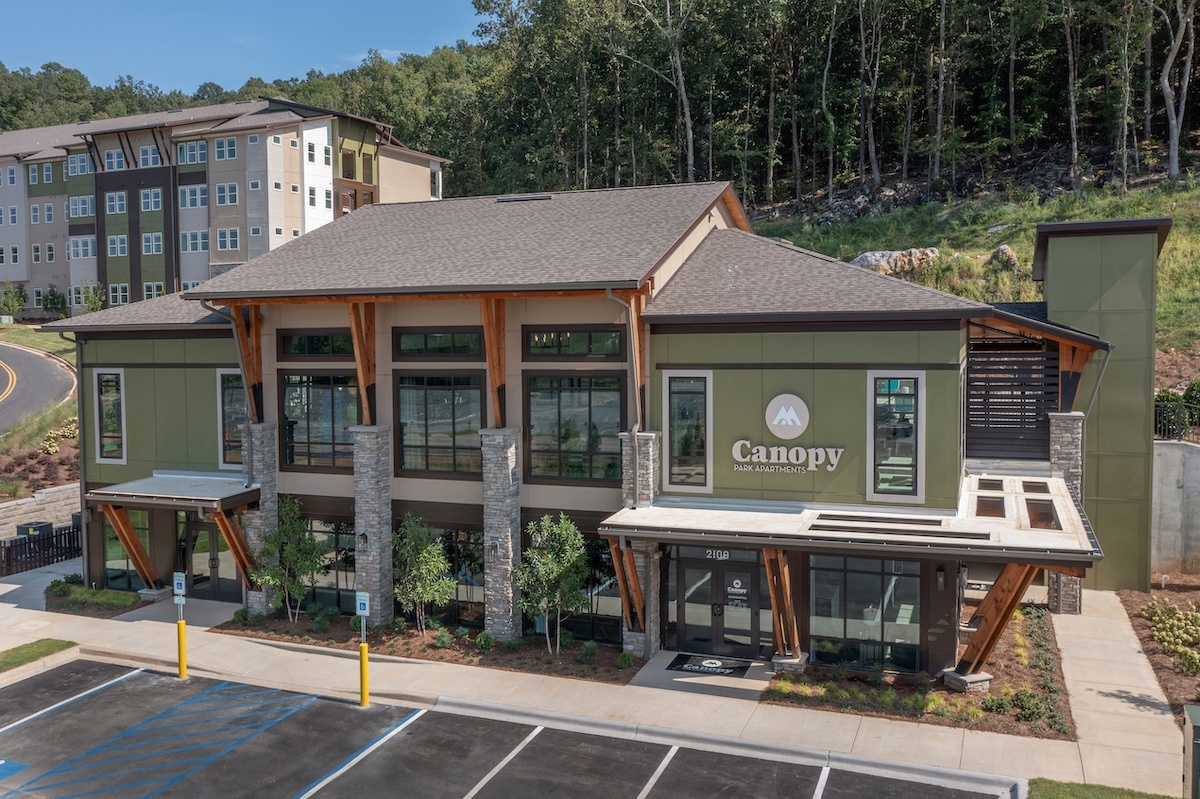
[1082,345,1113,419]
[201,300,254,489]
[606,289,642,508]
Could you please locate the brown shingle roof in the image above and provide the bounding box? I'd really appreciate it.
[185,183,734,300]
[42,292,229,331]
[643,229,990,323]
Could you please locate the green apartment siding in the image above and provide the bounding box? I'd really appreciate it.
[81,337,239,485]
[26,160,66,198]
[650,328,966,507]
[333,119,379,184]
[1043,232,1157,591]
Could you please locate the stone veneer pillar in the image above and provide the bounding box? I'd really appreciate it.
[482,428,522,640]
[618,431,662,657]
[351,425,394,627]
[618,431,660,507]
[242,422,277,616]
[1047,411,1085,615]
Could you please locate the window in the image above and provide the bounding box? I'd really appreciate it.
[179,185,208,208]
[394,328,484,360]
[6,166,14,185]
[140,188,161,211]
[141,281,164,299]
[139,145,161,167]
[290,184,299,193]
[324,146,331,166]
[180,230,210,252]
[95,369,127,463]
[43,163,52,183]
[272,135,281,145]
[0,249,5,265]
[248,134,259,144]
[46,243,54,263]
[105,191,126,215]
[272,181,282,191]
[103,508,148,590]
[214,137,237,160]
[31,245,40,264]
[28,165,38,184]
[305,519,359,613]
[216,228,239,251]
[70,236,97,259]
[215,182,238,205]
[177,141,207,164]
[809,556,921,673]
[289,139,298,149]
[108,283,130,305]
[362,154,374,185]
[69,285,83,307]
[280,373,359,470]
[279,330,354,359]
[104,149,125,171]
[212,370,246,468]
[307,142,316,162]
[9,246,16,264]
[249,180,260,190]
[325,189,332,209]
[44,203,52,223]
[70,195,95,218]
[292,229,300,237]
[274,227,283,236]
[308,187,316,207]
[868,371,925,503]
[63,161,68,181]
[33,288,43,306]
[30,205,38,224]
[68,153,95,175]
[341,150,356,180]
[8,207,15,225]
[397,374,483,475]
[525,327,625,360]
[250,226,262,236]
[141,232,163,255]
[526,374,623,482]
[107,235,127,257]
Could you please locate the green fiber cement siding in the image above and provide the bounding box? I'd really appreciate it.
[80,337,238,484]
[1044,232,1157,591]
[651,328,965,507]
[27,161,66,198]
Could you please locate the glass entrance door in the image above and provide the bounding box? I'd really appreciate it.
[180,520,241,602]
[679,560,759,659]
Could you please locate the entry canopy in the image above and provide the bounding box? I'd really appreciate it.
[600,475,1101,567]
[85,471,260,514]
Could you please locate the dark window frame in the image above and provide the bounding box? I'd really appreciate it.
[392,326,486,361]
[394,369,487,480]
[278,370,361,473]
[277,328,355,361]
[872,375,920,498]
[522,325,627,361]
[523,369,626,487]
[219,371,245,468]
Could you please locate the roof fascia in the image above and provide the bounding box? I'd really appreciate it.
[1032,217,1172,280]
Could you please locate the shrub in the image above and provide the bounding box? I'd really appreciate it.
[306,603,326,622]
[64,573,84,585]
[558,628,574,647]
[433,628,453,649]
[476,631,494,652]
[503,637,523,652]
[247,613,266,627]
[48,579,71,597]
[981,694,1013,713]
[391,617,408,633]
[616,651,633,670]
[233,608,250,624]
[456,626,470,640]
[578,640,597,665]
[426,617,445,631]
[312,615,331,634]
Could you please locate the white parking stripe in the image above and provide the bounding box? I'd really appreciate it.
[0,668,142,735]
[294,709,427,799]
[811,766,831,799]
[461,725,544,799]
[634,745,679,799]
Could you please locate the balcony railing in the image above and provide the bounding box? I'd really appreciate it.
[1154,401,1200,444]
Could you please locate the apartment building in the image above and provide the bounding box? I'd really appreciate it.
[0,99,446,315]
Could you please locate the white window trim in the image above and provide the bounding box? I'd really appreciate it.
[216,368,242,470]
[93,368,128,465]
[660,369,714,494]
[865,369,927,505]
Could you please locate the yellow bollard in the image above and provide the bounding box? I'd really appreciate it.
[359,642,369,707]
[177,619,187,679]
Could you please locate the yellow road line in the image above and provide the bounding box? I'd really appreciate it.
[0,358,15,404]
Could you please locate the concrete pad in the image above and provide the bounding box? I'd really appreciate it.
[628,651,771,701]
[1066,680,1173,717]
[960,729,1085,783]
[1060,655,1160,688]
[1077,742,1182,795]
[1053,636,1149,662]
[740,703,861,753]
[1071,709,1181,752]
[850,716,965,769]
[598,684,755,737]
[495,671,625,717]
[114,597,237,629]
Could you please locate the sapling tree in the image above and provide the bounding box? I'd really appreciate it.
[0,282,27,318]
[392,513,454,635]
[249,494,329,622]
[514,513,589,655]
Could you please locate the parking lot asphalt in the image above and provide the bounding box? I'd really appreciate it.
[0,662,1007,799]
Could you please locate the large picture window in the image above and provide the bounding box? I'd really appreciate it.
[217,370,245,469]
[663,371,711,491]
[868,370,925,503]
[393,327,484,360]
[280,374,359,470]
[95,369,126,464]
[279,330,354,360]
[396,374,483,475]
[306,520,357,614]
[524,326,625,360]
[527,374,623,482]
[809,556,921,673]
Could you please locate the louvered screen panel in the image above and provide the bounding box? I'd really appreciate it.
[965,347,1058,460]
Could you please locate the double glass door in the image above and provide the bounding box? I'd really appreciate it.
[679,559,759,659]
[178,519,241,602]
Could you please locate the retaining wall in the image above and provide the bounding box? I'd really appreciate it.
[0,483,80,538]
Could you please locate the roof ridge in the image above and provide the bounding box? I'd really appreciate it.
[369,180,732,208]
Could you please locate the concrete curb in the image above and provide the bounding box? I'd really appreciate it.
[0,644,81,689]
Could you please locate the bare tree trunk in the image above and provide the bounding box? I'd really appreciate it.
[613,57,622,187]
[626,0,698,182]
[1120,6,1134,191]
[902,63,915,181]
[1063,0,1081,192]
[864,0,884,186]
[858,0,868,184]
[766,64,777,204]
[932,0,947,181]
[580,66,590,189]
[1009,13,1018,157]
[1159,0,1197,178]
[1144,0,1155,141]
[822,0,840,206]
[672,39,695,181]
[789,53,803,207]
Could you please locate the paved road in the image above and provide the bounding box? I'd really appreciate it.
[0,342,74,435]
[0,662,1009,799]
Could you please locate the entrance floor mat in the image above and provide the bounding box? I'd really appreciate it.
[665,654,752,678]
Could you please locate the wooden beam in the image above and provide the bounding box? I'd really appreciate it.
[481,298,506,427]
[228,304,261,424]
[607,539,634,630]
[212,510,257,586]
[347,302,376,425]
[97,504,161,590]
[622,548,646,632]
[777,551,800,655]
[763,550,787,655]
[208,289,644,306]
[957,563,1041,674]
[1042,564,1086,578]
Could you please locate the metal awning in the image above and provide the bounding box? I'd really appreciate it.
[85,471,260,513]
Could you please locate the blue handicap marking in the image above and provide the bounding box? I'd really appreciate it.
[0,759,29,780]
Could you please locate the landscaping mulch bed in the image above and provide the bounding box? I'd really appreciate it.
[764,602,1076,740]
[43,584,150,619]
[0,426,79,501]
[1117,573,1200,726]
[213,614,645,684]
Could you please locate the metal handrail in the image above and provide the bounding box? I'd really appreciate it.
[1154,401,1200,443]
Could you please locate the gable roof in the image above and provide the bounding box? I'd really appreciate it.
[42,292,229,332]
[642,229,990,324]
[185,182,739,301]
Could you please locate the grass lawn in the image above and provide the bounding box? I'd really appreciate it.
[0,323,76,366]
[45,583,145,619]
[1029,778,1178,798]
[0,638,76,672]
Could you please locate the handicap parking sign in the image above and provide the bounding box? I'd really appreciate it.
[172,572,185,596]
[355,592,369,617]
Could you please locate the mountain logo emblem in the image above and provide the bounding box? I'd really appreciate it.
[764,394,810,440]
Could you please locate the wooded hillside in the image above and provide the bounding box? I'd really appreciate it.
[2,0,1197,203]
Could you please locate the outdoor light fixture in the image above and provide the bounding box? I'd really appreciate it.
[489,541,500,562]
[358,531,368,546]
[936,566,946,592]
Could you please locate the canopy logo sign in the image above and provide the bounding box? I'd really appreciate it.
[732,392,846,474]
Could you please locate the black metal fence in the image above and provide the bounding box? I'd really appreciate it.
[0,524,82,577]
[1154,401,1200,444]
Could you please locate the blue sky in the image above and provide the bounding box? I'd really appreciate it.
[4,0,482,95]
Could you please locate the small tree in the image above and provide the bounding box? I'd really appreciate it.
[0,282,27,317]
[514,513,589,655]
[81,282,106,314]
[392,513,454,634]
[43,284,67,320]
[249,494,329,622]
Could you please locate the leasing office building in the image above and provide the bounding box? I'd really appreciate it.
[49,182,1166,681]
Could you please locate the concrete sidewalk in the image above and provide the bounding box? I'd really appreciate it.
[0,561,1182,795]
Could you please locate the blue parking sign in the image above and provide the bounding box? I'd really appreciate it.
[355,591,369,617]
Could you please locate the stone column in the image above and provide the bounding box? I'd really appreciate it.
[619,431,661,508]
[242,422,277,615]
[621,540,662,659]
[351,425,394,627]
[1048,411,1085,615]
[482,428,522,640]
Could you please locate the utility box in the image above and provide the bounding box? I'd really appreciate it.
[16,521,52,537]
[1185,705,1200,798]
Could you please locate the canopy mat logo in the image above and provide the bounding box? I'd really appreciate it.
[764,393,809,440]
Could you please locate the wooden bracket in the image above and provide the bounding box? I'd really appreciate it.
[607,539,645,632]
[97,504,162,590]
[481,298,506,427]
[229,304,263,424]
[763,549,800,656]
[957,563,1041,674]
[212,510,257,587]
[347,302,377,425]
